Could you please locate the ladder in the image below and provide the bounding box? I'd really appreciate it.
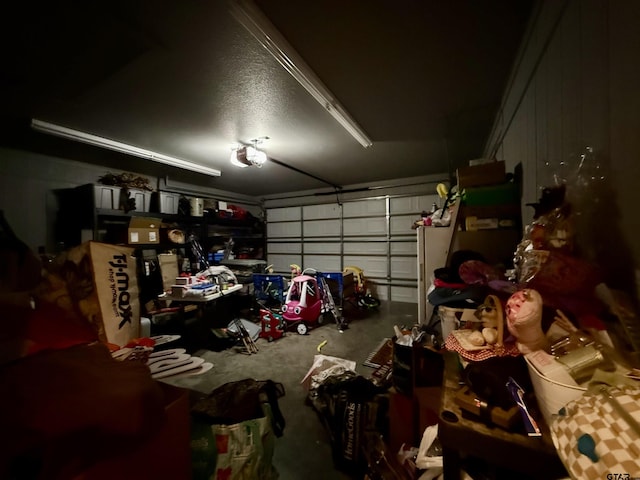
[319,276,348,332]
[233,318,259,354]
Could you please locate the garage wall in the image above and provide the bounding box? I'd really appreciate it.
[265,189,442,303]
[484,0,640,291]
[0,148,260,252]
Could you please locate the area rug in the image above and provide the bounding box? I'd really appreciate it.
[363,337,393,368]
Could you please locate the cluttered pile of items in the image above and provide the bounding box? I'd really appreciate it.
[415,153,640,478]
[304,153,640,479]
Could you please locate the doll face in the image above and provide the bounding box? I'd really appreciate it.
[506,289,541,324]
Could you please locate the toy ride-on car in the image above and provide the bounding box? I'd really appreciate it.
[281,274,325,335]
[258,307,286,342]
[343,265,380,309]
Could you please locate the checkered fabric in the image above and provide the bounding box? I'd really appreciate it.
[443,332,520,361]
[550,385,640,479]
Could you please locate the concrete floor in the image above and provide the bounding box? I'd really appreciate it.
[162,300,418,480]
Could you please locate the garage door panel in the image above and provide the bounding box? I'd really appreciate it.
[391,257,417,280]
[390,215,417,235]
[391,286,417,303]
[267,242,301,254]
[343,199,386,217]
[368,282,388,301]
[268,222,302,238]
[267,207,301,222]
[343,241,387,255]
[304,243,341,254]
[390,242,417,255]
[303,203,340,219]
[344,217,386,236]
[304,255,341,272]
[344,256,387,278]
[390,195,440,214]
[304,219,341,236]
[267,254,302,273]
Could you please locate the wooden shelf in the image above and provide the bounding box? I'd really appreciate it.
[417,200,523,325]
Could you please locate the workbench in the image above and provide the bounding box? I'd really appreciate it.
[437,351,568,479]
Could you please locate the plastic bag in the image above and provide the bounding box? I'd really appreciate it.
[308,373,387,476]
[300,354,357,392]
[514,204,574,284]
[430,208,451,227]
[190,379,286,480]
[415,424,443,477]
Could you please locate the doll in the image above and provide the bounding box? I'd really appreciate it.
[506,289,548,353]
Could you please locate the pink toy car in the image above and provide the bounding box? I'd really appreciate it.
[281,275,324,334]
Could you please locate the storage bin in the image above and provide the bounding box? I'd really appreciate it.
[159,192,181,214]
[128,188,152,212]
[91,184,151,211]
[93,185,121,210]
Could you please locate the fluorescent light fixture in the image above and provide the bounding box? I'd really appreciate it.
[31,119,222,177]
[230,0,373,148]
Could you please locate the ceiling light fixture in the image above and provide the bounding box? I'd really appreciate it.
[31,119,222,177]
[230,138,268,168]
[230,146,250,168]
[229,0,373,148]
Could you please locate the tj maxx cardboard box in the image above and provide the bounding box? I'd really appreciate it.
[128,217,162,244]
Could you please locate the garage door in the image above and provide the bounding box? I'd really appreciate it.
[266,192,440,303]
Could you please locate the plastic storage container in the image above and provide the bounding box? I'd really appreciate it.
[93,185,121,210]
[128,188,152,212]
[158,192,181,214]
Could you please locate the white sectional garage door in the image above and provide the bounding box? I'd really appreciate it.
[266,193,440,303]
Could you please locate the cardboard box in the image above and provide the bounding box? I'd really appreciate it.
[56,241,141,347]
[158,253,179,291]
[457,160,506,189]
[128,217,162,244]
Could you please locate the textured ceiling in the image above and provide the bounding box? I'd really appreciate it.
[1,0,534,198]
